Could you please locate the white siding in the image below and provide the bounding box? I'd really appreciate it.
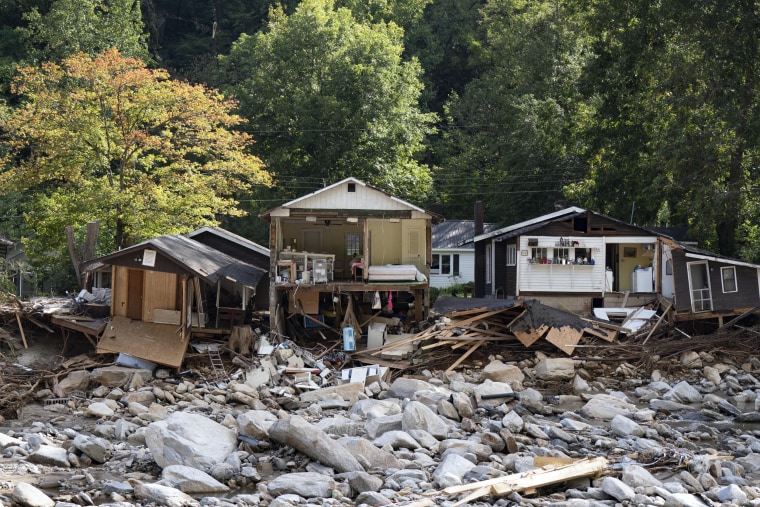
[288,181,415,211]
[518,237,606,293]
[430,249,474,288]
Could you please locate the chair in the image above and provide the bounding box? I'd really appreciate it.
[351,258,365,281]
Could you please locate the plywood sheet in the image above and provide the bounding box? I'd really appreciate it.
[112,265,129,317]
[98,315,188,368]
[512,323,548,347]
[142,271,178,322]
[544,326,583,356]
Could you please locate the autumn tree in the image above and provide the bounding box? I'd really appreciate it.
[0,49,270,271]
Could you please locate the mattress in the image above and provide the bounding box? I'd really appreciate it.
[367,264,426,282]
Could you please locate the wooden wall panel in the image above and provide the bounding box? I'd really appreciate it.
[142,271,178,322]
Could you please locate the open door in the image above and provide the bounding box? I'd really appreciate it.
[687,261,712,312]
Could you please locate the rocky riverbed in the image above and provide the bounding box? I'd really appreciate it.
[3,333,760,507]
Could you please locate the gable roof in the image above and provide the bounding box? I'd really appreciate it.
[87,234,267,288]
[475,207,587,242]
[433,220,497,249]
[259,177,442,222]
[186,226,269,257]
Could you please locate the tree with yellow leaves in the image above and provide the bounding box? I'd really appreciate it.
[0,49,270,270]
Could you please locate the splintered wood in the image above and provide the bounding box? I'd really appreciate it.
[357,300,620,372]
[439,457,608,506]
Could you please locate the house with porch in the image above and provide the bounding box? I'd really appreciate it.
[259,177,441,334]
[473,207,760,323]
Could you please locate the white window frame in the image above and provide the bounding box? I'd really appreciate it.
[506,244,517,266]
[486,243,492,284]
[721,266,738,293]
[431,253,441,275]
[432,253,459,276]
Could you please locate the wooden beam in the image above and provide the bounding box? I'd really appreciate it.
[443,457,608,505]
[642,301,673,345]
[445,341,484,372]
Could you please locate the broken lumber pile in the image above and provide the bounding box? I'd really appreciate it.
[356,298,618,372]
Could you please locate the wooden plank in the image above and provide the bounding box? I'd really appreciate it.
[642,301,673,345]
[15,310,28,349]
[491,456,608,496]
[442,457,608,502]
[582,326,617,342]
[544,326,583,356]
[446,341,484,372]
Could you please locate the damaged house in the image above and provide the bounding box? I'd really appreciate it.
[83,232,268,368]
[473,207,760,325]
[259,177,442,335]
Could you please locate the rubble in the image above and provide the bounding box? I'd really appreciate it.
[4,295,760,506]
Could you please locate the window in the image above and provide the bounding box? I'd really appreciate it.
[431,253,459,276]
[506,244,517,266]
[345,233,360,257]
[721,266,737,293]
[530,247,548,262]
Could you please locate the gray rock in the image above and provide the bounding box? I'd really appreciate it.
[269,414,364,473]
[601,476,635,501]
[160,464,230,494]
[450,391,475,419]
[130,480,200,507]
[432,453,476,488]
[364,413,403,439]
[401,400,449,439]
[349,399,402,419]
[267,471,336,498]
[237,409,278,440]
[339,470,384,493]
[610,414,644,438]
[11,482,54,507]
[649,399,694,413]
[72,434,112,463]
[387,377,437,400]
[502,410,524,433]
[91,366,152,387]
[483,360,525,384]
[715,484,747,504]
[337,436,403,470]
[407,429,439,450]
[84,401,115,419]
[355,491,392,506]
[0,432,23,449]
[580,394,636,420]
[27,444,69,467]
[535,357,576,381]
[314,415,360,436]
[663,381,702,404]
[372,430,420,450]
[621,464,662,488]
[57,370,91,396]
[144,411,237,470]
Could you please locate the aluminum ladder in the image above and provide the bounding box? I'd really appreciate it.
[207,347,229,385]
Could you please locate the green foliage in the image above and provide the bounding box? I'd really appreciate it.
[432,0,589,223]
[20,0,151,63]
[0,49,271,267]
[219,0,437,204]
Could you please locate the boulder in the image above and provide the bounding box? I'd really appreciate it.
[269,414,364,473]
[267,472,336,498]
[144,412,237,470]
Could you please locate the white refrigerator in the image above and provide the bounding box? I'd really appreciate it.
[631,267,653,292]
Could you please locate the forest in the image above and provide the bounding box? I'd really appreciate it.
[0,0,758,292]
